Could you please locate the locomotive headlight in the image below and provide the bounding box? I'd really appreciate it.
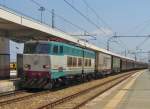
[24,64,31,69]
[43,65,50,69]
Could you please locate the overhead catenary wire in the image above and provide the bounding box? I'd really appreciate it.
[135,37,150,50]
[135,22,150,36]
[81,0,113,32]
[29,0,108,48]
[63,0,108,35]
[30,0,41,7]
[80,0,129,51]
[122,17,150,35]
[81,0,124,51]
[29,0,96,39]
[123,18,150,51]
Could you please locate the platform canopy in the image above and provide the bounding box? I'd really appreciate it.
[0,6,134,61]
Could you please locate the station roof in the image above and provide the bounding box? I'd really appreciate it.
[0,6,134,61]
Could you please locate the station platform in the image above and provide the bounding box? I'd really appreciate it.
[0,70,19,93]
[81,69,149,109]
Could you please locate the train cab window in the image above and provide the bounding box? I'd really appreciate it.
[78,58,82,67]
[36,44,50,54]
[24,43,50,54]
[60,46,63,54]
[53,45,58,54]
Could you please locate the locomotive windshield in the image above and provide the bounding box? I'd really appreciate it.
[24,43,50,54]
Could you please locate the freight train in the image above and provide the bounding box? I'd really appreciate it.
[17,40,147,89]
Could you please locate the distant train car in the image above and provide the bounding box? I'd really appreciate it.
[121,58,127,72]
[95,52,112,76]
[112,56,121,73]
[126,60,134,70]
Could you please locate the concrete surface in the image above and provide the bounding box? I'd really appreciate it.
[81,70,149,109]
[0,70,19,93]
[0,80,16,93]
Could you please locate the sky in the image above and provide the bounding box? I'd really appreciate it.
[1,0,150,62]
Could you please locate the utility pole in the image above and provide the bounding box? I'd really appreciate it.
[125,49,127,56]
[134,53,137,61]
[107,32,117,51]
[52,9,55,28]
[38,6,45,23]
[107,36,115,51]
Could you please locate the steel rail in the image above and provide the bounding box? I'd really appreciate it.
[0,90,51,106]
[0,90,25,98]
[73,74,132,109]
[37,72,135,109]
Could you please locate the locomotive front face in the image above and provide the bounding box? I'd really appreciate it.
[23,42,52,80]
[23,54,51,79]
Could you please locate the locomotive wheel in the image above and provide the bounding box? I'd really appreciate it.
[47,83,53,89]
[81,73,86,82]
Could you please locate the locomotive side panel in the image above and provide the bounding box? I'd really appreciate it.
[50,55,66,79]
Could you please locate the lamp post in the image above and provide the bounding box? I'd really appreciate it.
[52,9,55,28]
[38,6,45,23]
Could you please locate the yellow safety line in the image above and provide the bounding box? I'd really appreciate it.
[103,71,144,109]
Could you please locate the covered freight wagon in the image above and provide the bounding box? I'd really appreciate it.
[126,60,134,70]
[112,56,121,73]
[96,52,112,75]
[121,59,127,71]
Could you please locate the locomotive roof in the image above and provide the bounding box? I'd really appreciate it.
[25,40,134,61]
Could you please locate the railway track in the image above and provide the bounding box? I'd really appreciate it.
[0,90,51,106]
[0,90,21,98]
[0,70,139,109]
[37,72,135,109]
[0,90,32,101]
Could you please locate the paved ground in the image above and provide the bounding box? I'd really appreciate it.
[0,80,16,93]
[81,70,149,109]
[0,71,18,93]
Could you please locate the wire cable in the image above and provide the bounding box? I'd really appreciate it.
[63,0,107,35]
[135,37,150,50]
[82,0,113,32]
[29,0,96,39]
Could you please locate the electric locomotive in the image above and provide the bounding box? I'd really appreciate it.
[18,40,148,89]
[19,41,95,89]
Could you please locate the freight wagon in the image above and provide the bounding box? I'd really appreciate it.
[95,52,111,76]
